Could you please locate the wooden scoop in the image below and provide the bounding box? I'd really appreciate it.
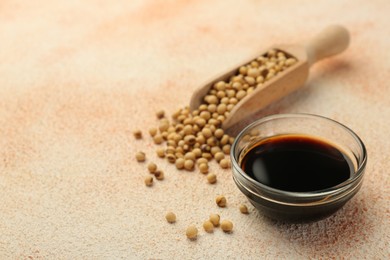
[189,25,350,130]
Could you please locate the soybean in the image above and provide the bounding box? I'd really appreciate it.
[147,163,157,174]
[199,163,209,174]
[156,148,165,158]
[219,158,231,169]
[144,176,153,187]
[203,220,214,233]
[184,159,194,171]
[136,152,146,162]
[149,128,157,137]
[216,195,227,207]
[133,130,142,139]
[209,214,220,227]
[155,170,164,180]
[156,110,165,119]
[220,220,233,233]
[165,212,176,223]
[153,134,163,144]
[186,225,198,240]
[175,158,185,169]
[239,204,249,214]
[207,173,217,184]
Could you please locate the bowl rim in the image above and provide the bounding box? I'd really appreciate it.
[230,113,368,199]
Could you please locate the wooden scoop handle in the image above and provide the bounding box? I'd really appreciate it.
[305,25,350,66]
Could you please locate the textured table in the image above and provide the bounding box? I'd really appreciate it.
[0,0,389,259]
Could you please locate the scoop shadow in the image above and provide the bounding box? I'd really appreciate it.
[225,59,353,137]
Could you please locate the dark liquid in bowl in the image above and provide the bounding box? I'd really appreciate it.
[240,135,353,192]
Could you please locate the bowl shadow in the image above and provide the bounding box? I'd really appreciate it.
[257,197,373,252]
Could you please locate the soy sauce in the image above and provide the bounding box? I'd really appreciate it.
[240,135,353,192]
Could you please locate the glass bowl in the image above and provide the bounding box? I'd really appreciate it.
[231,114,367,222]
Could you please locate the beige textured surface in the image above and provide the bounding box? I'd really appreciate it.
[0,0,389,259]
